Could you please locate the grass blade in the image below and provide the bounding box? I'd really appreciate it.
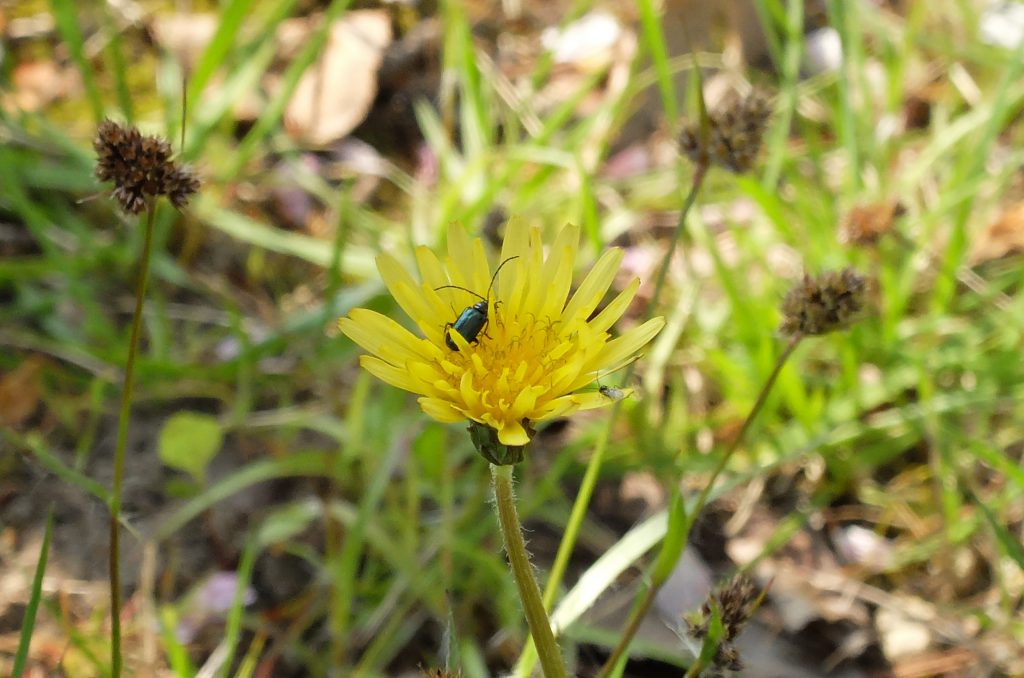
[48,0,105,124]
[218,536,259,678]
[186,0,259,102]
[975,496,1024,569]
[636,0,677,125]
[12,508,54,678]
[100,7,134,121]
[228,0,354,176]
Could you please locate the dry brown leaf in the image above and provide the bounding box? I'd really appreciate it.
[284,11,392,146]
[0,355,44,428]
[150,14,219,70]
[728,515,871,633]
[970,202,1024,264]
[533,11,636,119]
[275,17,314,60]
[541,11,624,71]
[890,648,980,678]
[10,60,81,111]
[840,200,906,246]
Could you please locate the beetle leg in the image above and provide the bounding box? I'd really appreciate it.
[443,322,459,351]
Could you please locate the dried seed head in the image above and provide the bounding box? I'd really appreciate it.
[685,575,764,673]
[93,119,200,213]
[780,268,868,337]
[687,576,759,643]
[680,90,773,174]
[165,163,201,210]
[840,201,906,246]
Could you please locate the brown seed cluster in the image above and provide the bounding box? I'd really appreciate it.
[685,576,762,673]
[94,119,200,214]
[680,90,773,174]
[780,268,868,337]
[840,200,906,246]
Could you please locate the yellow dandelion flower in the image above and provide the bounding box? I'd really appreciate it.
[338,221,665,450]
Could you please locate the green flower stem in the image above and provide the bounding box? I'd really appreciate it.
[491,464,567,678]
[514,162,709,678]
[681,642,712,678]
[109,202,157,677]
[596,332,802,677]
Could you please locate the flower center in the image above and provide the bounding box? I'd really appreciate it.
[433,306,587,418]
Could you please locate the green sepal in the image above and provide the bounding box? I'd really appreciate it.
[468,420,533,466]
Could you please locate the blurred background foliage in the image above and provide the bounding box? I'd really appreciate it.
[1,0,1023,676]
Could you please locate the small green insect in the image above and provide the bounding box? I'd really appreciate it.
[434,256,519,351]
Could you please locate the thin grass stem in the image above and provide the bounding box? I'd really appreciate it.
[688,332,802,522]
[649,163,708,313]
[109,202,157,677]
[891,231,1014,313]
[13,509,54,678]
[596,332,802,677]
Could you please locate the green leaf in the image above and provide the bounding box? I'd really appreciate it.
[158,412,223,483]
[652,491,688,584]
[976,496,1024,569]
[256,500,321,547]
[164,476,201,499]
[13,508,53,677]
[693,600,725,674]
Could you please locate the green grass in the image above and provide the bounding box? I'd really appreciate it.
[2,0,1023,676]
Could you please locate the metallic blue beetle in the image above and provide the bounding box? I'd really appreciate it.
[435,256,518,351]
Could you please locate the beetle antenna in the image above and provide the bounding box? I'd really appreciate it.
[434,256,520,303]
[434,284,487,301]
[590,354,642,383]
[485,255,519,302]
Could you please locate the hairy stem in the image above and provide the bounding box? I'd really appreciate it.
[109,203,156,677]
[491,464,567,678]
[513,162,709,678]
